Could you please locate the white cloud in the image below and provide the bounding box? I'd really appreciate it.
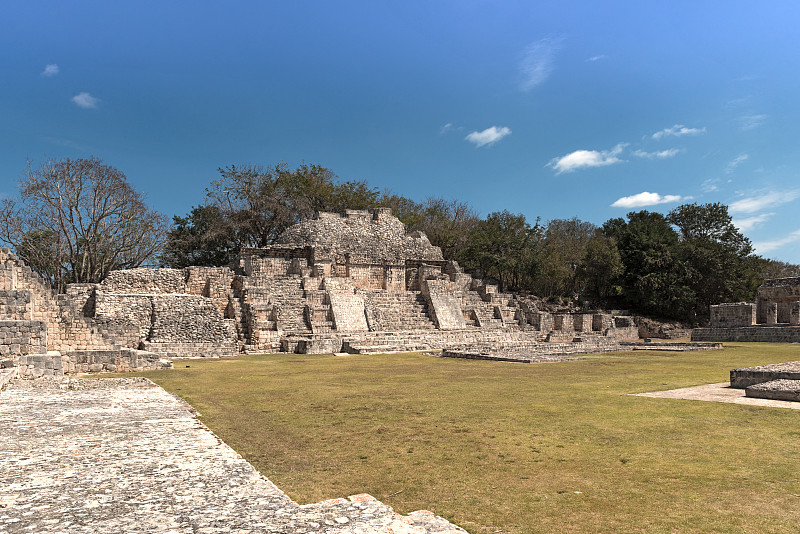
[464,126,511,148]
[520,38,561,91]
[632,148,681,159]
[753,229,800,254]
[725,154,749,174]
[41,64,59,77]
[611,192,683,208]
[732,213,774,232]
[587,54,608,62]
[71,92,100,109]
[651,124,706,140]
[738,114,766,131]
[547,143,626,174]
[729,190,800,214]
[440,123,453,134]
[701,178,720,192]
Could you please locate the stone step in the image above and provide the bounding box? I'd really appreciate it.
[343,342,434,354]
[745,378,800,402]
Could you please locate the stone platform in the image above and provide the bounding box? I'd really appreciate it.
[746,379,800,402]
[618,341,722,351]
[0,378,465,533]
[692,325,800,343]
[730,361,800,388]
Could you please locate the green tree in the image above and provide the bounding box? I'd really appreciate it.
[536,218,597,298]
[165,163,385,266]
[667,202,760,322]
[606,210,694,320]
[162,205,237,268]
[758,258,800,280]
[464,210,541,291]
[407,198,480,264]
[577,231,624,302]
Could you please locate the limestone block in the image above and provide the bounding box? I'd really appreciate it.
[324,278,368,333]
[573,314,593,332]
[420,278,466,331]
[709,302,756,327]
[766,302,778,325]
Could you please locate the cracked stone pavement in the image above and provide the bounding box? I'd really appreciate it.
[0,378,466,534]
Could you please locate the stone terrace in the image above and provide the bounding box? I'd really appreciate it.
[0,378,466,534]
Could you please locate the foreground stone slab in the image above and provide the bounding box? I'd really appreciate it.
[0,378,465,534]
[746,379,800,402]
[730,361,800,388]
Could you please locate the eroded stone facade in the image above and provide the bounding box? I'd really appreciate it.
[1,209,639,372]
[694,277,800,342]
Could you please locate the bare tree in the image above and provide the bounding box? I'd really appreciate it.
[0,157,168,291]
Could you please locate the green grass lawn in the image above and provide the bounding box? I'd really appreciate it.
[124,343,800,533]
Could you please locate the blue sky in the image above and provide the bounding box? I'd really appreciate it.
[3,1,800,262]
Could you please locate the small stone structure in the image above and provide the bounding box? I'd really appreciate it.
[1,209,641,373]
[730,361,800,403]
[693,277,800,342]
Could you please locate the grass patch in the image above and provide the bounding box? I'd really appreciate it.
[121,343,800,533]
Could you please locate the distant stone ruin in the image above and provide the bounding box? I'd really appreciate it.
[1,208,640,378]
[692,277,800,342]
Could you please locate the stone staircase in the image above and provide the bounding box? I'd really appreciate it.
[340,328,536,355]
[457,289,504,329]
[359,289,436,331]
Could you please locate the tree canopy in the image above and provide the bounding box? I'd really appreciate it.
[0,157,168,291]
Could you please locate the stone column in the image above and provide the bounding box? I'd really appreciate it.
[791,301,800,325]
[766,302,778,325]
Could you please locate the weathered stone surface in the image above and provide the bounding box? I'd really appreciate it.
[618,341,723,351]
[0,378,466,533]
[702,278,800,342]
[693,325,800,343]
[276,208,444,266]
[730,361,800,388]
[745,379,800,402]
[2,211,640,366]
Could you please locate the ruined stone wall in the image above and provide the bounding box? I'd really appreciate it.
[693,325,800,343]
[346,264,388,290]
[573,314,593,332]
[100,268,187,294]
[592,313,613,332]
[0,248,124,354]
[148,295,235,343]
[276,209,444,266]
[0,290,32,321]
[709,302,756,327]
[63,349,172,374]
[0,320,47,357]
[528,311,554,333]
[66,284,97,316]
[13,352,63,379]
[185,266,235,314]
[756,277,800,323]
[94,292,154,340]
[90,267,239,357]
